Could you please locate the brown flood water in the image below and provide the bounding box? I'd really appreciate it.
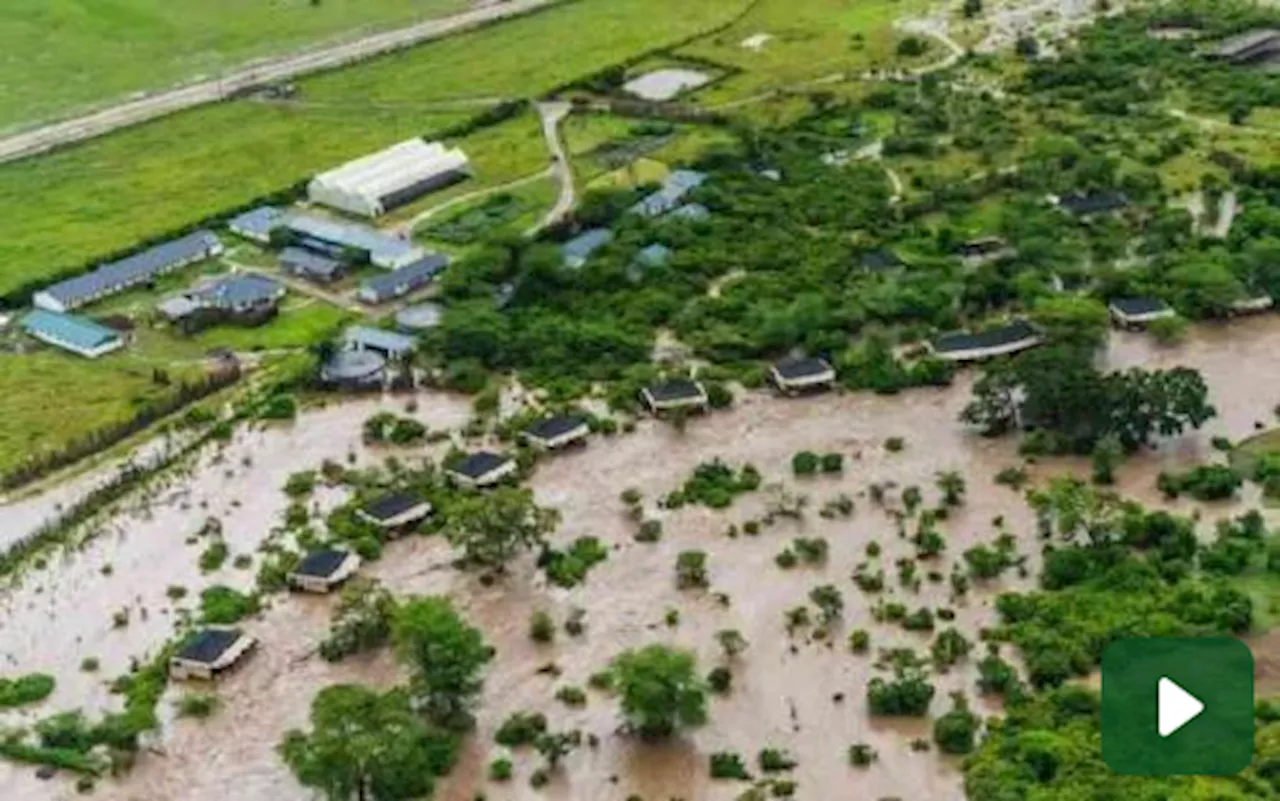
[5,318,1280,801]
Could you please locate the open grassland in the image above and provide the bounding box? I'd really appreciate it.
[0,0,469,129]
[677,0,929,105]
[0,350,202,476]
[0,104,467,298]
[0,0,750,298]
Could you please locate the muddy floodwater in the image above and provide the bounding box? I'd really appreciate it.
[4,318,1280,801]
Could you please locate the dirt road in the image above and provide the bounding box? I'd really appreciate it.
[0,0,553,165]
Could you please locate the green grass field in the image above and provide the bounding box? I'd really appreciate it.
[0,350,202,476]
[0,0,750,298]
[0,0,470,129]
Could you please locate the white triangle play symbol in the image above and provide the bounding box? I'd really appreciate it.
[1158,677,1205,737]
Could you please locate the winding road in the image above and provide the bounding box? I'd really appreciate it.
[0,0,553,165]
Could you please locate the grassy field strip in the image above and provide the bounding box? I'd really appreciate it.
[0,0,753,297]
[0,0,470,129]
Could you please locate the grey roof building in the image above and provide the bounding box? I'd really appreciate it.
[320,349,387,387]
[931,320,1044,363]
[641,378,709,413]
[228,206,287,243]
[769,357,837,393]
[563,228,615,269]
[289,548,361,593]
[1109,297,1175,328]
[1210,29,1280,63]
[357,491,433,529]
[631,170,708,217]
[1055,192,1129,217]
[284,213,424,269]
[357,254,450,305]
[635,244,673,268]
[280,247,347,284]
[169,628,257,681]
[447,451,517,488]
[344,325,418,358]
[522,414,591,450]
[34,231,223,313]
[395,302,445,332]
[668,203,710,221]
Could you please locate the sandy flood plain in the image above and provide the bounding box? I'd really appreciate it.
[3,318,1280,801]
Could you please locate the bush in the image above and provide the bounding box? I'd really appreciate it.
[885,437,905,452]
[710,751,751,780]
[555,686,587,707]
[848,743,878,767]
[667,460,761,508]
[489,757,514,781]
[707,666,733,695]
[792,451,820,476]
[258,394,297,421]
[676,550,710,589]
[198,586,259,624]
[706,381,734,409]
[933,694,979,754]
[1157,464,1243,501]
[848,629,871,653]
[0,673,55,708]
[821,453,845,473]
[758,748,797,773]
[198,540,229,573]
[867,672,935,716]
[542,537,609,588]
[530,611,556,643]
[175,693,221,719]
[495,711,548,748]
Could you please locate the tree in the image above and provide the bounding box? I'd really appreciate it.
[933,693,980,754]
[716,629,749,659]
[936,470,967,506]
[611,644,708,738]
[867,671,935,716]
[319,579,397,662]
[1031,296,1109,349]
[963,0,983,17]
[1090,435,1123,485]
[443,487,560,573]
[392,597,493,731]
[279,685,458,801]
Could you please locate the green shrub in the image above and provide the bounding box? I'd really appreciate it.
[198,586,259,624]
[542,537,609,588]
[530,611,556,643]
[176,693,221,719]
[198,540,229,573]
[792,451,820,475]
[0,673,55,708]
[495,711,548,748]
[489,757,514,781]
[710,751,751,780]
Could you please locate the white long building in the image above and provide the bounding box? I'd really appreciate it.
[307,139,470,218]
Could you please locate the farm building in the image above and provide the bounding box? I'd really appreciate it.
[34,230,223,312]
[623,69,713,101]
[343,326,418,359]
[284,213,424,270]
[631,170,708,217]
[930,320,1043,363]
[1209,29,1280,64]
[358,254,450,305]
[395,302,445,332]
[357,491,433,532]
[956,236,1015,267]
[320,349,387,389]
[563,228,615,269]
[158,274,285,334]
[308,139,470,218]
[288,548,361,593]
[20,309,124,359]
[634,243,673,269]
[522,414,591,450]
[1054,192,1129,218]
[169,628,257,681]
[447,451,517,488]
[280,247,347,284]
[769,357,837,393]
[228,206,287,243]
[641,378,708,414]
[1109,297,1175,328]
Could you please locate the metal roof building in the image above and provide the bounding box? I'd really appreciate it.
[344,325,418,358]
[308,139,471,218]
[395,302,445,331]
[228,206,286,243]
[563,228,615,269]
[34,231,223,313]
[284,213,424,270]
[631,170,708,217]
[357,253,450,305]
[20,309,125,359]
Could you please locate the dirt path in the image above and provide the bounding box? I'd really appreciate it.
[530,101,576,235]
[0,0,554,165]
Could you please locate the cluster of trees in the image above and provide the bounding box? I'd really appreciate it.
[280,596,493,799]
[962,344,1215,454]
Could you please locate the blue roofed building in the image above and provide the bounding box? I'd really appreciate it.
[344,325,418,359]
[357,253,450,305]
[562,228,614,269]
[630,170,708,217]
[284,213,423,269]
[34,231,223,313]
[228,206,287,243]
[279,247,347,284]
[668,203,710,221]
[21,309,125,359]
[635,244,673,268]
[157,274,285,334]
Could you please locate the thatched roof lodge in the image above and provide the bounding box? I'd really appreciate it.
[930,320,1043,363]
[170,628,257,681]
[769,357,837,394]
[522,415,591,451]
[288,548,361,593]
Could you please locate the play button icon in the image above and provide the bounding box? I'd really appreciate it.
[1102,637,1254,775]
[1157,677,1204,737]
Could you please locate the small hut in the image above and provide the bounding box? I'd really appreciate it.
[769,357,837,394]
[356,491,433,534]
[288,548,361,593]
[446,452,517,488]
[640,379,708,414]
[522,415,591,451]
[170,628,257,681]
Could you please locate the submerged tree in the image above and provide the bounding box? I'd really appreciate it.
[279,684,458,801]
[611,644,708,739]
[392,596,493,731]
[443,487,560,573]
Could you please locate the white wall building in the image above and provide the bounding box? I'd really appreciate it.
[307,139,470,218]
